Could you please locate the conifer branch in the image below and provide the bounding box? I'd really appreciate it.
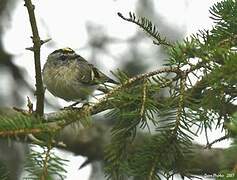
[174,76,186,133]
[140,78,147,117]
[117,12,173,47]
[148,157,158,180]
[0,128,45,136]
[59,66,180,128]
[41,139,52,179]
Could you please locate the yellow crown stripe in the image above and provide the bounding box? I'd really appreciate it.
[62,47,74,52]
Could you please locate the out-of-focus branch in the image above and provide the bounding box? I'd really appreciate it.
[50,120,237,175]
[24,0,44,116]
[0,107,236,175]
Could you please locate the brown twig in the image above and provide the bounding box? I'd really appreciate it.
[27,96,34,113]
[24,0,45,116]
[205,135,229,149]
[0,128,47,136]
[41,139,53,180]
[140,78,147,117]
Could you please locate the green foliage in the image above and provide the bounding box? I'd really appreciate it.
[117,12,171,46]
[24,144,68,180]
[122,133,193,179]
[105,77,159,179]
[210,0,237,42]
[226,112,237,138]
[105,0,237,179]
[104,69,197,179]
[0,161,9,180]
[0,114,42,131]
[0,112,71,179]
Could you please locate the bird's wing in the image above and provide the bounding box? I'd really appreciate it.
[74,60,107,85]
[75,55,118,85]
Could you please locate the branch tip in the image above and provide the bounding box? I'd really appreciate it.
[25,47,34,51]
[117,12,123,18]
[41,38,52,45]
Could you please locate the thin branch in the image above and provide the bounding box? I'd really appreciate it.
[117,12,173,47]
[41,139,53,180]
[26,38,52,51]
[24,0,45,116]
[27,96,34,113]
[140,78,147,117]
[174,75,186,133]
[0,128,48,136]
[205,135,229,149]
[204,124,210,147]
[148,158,157,180]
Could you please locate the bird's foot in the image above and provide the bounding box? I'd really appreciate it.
[61,101,91,111]
[61,101,81,110]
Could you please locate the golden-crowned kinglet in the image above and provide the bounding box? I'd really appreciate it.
[42,48,117,101]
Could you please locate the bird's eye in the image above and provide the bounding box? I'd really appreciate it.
[60,55,67,61]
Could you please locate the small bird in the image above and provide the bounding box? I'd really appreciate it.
[42,48,117,102]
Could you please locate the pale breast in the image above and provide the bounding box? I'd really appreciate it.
[43,61,96,101]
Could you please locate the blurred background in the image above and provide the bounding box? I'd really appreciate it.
[0,0,224,179]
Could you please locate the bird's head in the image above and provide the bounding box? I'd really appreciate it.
[47,47,78,65]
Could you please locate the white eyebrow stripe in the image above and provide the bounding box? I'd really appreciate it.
[90,68,95,81]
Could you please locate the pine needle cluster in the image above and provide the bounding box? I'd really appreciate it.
[104,0,237,179]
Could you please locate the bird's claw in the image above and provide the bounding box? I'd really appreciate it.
[61,101,80,110]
